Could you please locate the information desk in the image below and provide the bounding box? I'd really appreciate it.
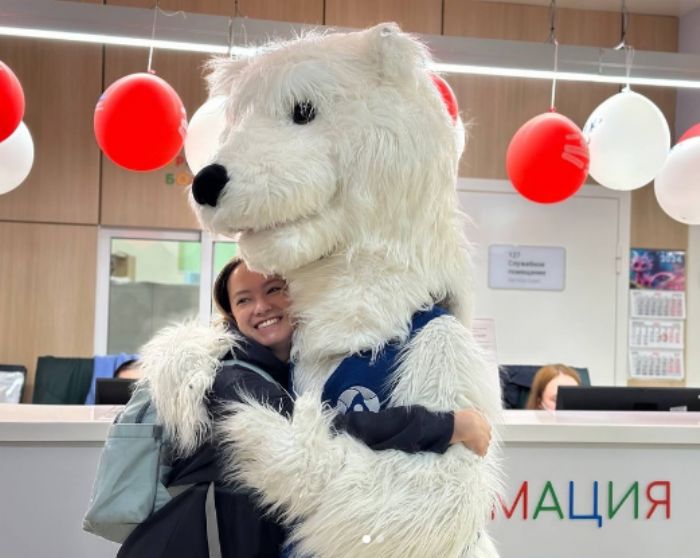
[0,407,698,558]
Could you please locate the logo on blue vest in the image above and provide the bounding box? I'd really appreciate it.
[334,386,381,414]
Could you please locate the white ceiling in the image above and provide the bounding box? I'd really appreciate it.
[480,0,700,17]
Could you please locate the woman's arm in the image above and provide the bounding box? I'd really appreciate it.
[214,365,490,456]
[333,406,491,456]
[212,366,294,417]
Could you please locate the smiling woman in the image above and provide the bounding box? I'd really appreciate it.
[216,258,294,362]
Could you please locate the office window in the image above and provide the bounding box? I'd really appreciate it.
[107,237,201,354]
[95,229,241,355]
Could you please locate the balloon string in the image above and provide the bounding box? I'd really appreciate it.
[625,45,635,90]
[227,18,234,56]
[547,0,558,111]
[613,0,633,91]
[147,1,159,74]
[146,0,159,74]
[146,2,186,73]
[550,39,559,111]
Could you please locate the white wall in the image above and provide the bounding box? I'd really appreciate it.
[460,179,630,386]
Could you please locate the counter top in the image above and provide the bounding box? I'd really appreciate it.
[502,409,700,445]
[0,404,120,442]
[1,406,699,444]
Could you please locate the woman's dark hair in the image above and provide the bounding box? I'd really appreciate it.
[213,257,245,329]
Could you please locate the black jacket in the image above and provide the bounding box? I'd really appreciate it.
[117,338,453,558]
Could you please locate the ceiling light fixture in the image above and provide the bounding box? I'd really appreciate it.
[2,0,700,89]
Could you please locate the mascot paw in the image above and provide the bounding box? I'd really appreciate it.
[139,321,239,457]
[218,392,345,521]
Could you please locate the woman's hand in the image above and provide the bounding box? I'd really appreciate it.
[450,409,491,457]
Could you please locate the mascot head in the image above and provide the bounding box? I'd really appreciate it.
[191,23,466,278]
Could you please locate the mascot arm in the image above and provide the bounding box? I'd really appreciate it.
[217,398,455,521]
[333,405,454,453]
[390,314,503,424]
[217,391,344,523]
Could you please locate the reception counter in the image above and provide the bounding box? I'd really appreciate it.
[1,406,698,558]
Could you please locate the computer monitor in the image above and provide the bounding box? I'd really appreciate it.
[95,378,136,405]
[556,386,700,412]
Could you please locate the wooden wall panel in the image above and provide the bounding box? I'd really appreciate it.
[0,37,102,224]
[99,45,205,229]
[107,0,323,21]
[325,0,443,34]
[239,0,324,23]
[100,0,207,229]
[0,222,98,401]
[444,1,620,178]
[101,0,324,229]
[627,14,686,252]
[444,0,548,41]
[626,14,685,386]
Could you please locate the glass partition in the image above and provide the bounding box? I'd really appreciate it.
[107,238,201,354]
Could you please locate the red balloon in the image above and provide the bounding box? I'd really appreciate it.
[94,73,186,172]
[431,74,458,123]
[678,122,700,144]
[0,61,25,143]
[507,111,589,204]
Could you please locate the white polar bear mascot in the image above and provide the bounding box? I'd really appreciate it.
[190,23,503,558]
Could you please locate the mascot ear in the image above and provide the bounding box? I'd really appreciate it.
[204,56,248,97]
[366,22,429,83]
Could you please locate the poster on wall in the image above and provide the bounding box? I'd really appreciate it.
[628,248,686,380]
[629,248,685,291]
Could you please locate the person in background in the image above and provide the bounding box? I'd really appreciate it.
[113,359,142,380]
[526,364,581,411]
[117,258,492,558]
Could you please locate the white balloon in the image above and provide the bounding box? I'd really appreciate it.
[584,90,670,191]
[654,136,700,225]
[184,96,228,175]
[0,121,34,195]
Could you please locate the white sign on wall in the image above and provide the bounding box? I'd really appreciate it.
[488,245,566,291]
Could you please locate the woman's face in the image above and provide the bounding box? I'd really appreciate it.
[227,264,294,361]
[540,373,579,411]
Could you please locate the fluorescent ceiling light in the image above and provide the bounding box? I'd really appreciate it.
[3,0,700,90]
[0,25,231,53]
[431,63,700,89]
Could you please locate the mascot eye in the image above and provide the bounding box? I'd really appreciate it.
[292,101,316,124]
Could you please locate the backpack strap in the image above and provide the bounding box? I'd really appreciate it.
[220,359,279,386]
[205,482,222,558]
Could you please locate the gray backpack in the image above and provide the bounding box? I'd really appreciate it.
[83,359,275,550]
[83,383,172,543]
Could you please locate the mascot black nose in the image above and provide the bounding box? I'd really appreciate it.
[191,164,229,207]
